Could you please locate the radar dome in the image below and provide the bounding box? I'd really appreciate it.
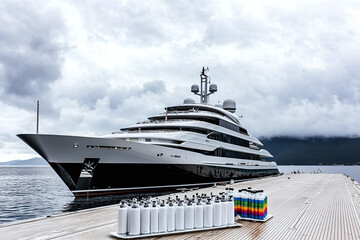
[191,84,199,93]
[183,98,196,104]
[209,84,217,93]
[223,99,236,113]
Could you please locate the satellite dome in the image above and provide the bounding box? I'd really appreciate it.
[183,98,196,104]
[191,84,199,93]
[223,99,236,113]
[209,84,217,93]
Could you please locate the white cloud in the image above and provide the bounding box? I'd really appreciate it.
[0,0,360,161]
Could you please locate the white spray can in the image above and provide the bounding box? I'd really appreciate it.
[150,202,159,234]
[126,202,132,234]
[128,204,140,236]
[117,202,128,235]
[227,196,235,225]
[213,199,221,227]
[184,201,194,229]
[220,197,228,226]
[203,199,213,228]
[140,202,150,234]
[158,201,167,233]
[175,201,185,231]
[194,200,204,229]
[167,201,175,232]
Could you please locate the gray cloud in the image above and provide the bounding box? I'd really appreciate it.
[1,0,360,161]
[107,80,166,110]
[0,1,66,115]
[142,80,166,94]
[71,1,212,47]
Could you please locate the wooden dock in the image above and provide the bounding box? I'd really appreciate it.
[1,174,359,239]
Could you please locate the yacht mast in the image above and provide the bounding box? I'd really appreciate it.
[200,67,209,104]
[191,67,217,104]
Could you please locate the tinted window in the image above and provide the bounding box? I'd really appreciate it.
[208,132,249,147]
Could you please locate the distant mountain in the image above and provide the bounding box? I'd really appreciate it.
[261,137,360,165]
[0,157,48,166]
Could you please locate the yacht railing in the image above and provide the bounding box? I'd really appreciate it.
[152,119,196,124]
[112,129,180,134]
[156,109,225,117]
[136,118,206,125]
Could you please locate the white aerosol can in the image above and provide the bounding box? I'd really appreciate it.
[221,197,228,226]
[117,202,128,234]
[194,200,204,229]
[213,199,221,227]
[203,199,213,228]
[158,201,167,233]
[175,201,185,231]
[128,204,140,235]
[227,196,235,225]
[126,202,132,234]
[184,201,194,229]
[167,201,175,232]
[150,202,159,234]
[140,202,150,234]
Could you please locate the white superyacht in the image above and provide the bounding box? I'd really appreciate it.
[18,67,278,196]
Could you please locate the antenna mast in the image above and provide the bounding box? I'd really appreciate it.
[191,67,217,104]
[200,67,209,103]
[36,100,39,134]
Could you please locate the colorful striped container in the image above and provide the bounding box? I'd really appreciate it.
[231,189,268,220]
[241,191,249,218]
[255,192,260,219]
[248,193,255,219]
[233,191,239,217]
[257,191,267,220]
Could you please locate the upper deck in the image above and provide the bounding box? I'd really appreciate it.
[166,103,241,125]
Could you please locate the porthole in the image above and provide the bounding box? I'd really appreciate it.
[73,143,80,148]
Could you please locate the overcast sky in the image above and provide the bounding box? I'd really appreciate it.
[0,0,360,161]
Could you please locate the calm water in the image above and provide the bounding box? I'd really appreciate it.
[277,165,360,182]
[0,166,173,224]
[0,165,359,224]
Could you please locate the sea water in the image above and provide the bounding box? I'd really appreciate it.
[278,165,360,182]
[0,166,174,224]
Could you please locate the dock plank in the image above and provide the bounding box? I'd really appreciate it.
[1,174,359,240]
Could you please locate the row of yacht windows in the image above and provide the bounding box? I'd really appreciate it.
[153,115,248,136]
[125,127,250,148]
[86,145,131,150]
[213,148,261,160]
[125,127,208,135]
[164,145,261,161]
[124,127,252,150]
[207,132,249,147]
[217,119,248,135]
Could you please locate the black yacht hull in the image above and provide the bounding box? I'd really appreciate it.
[50,162,279,197]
